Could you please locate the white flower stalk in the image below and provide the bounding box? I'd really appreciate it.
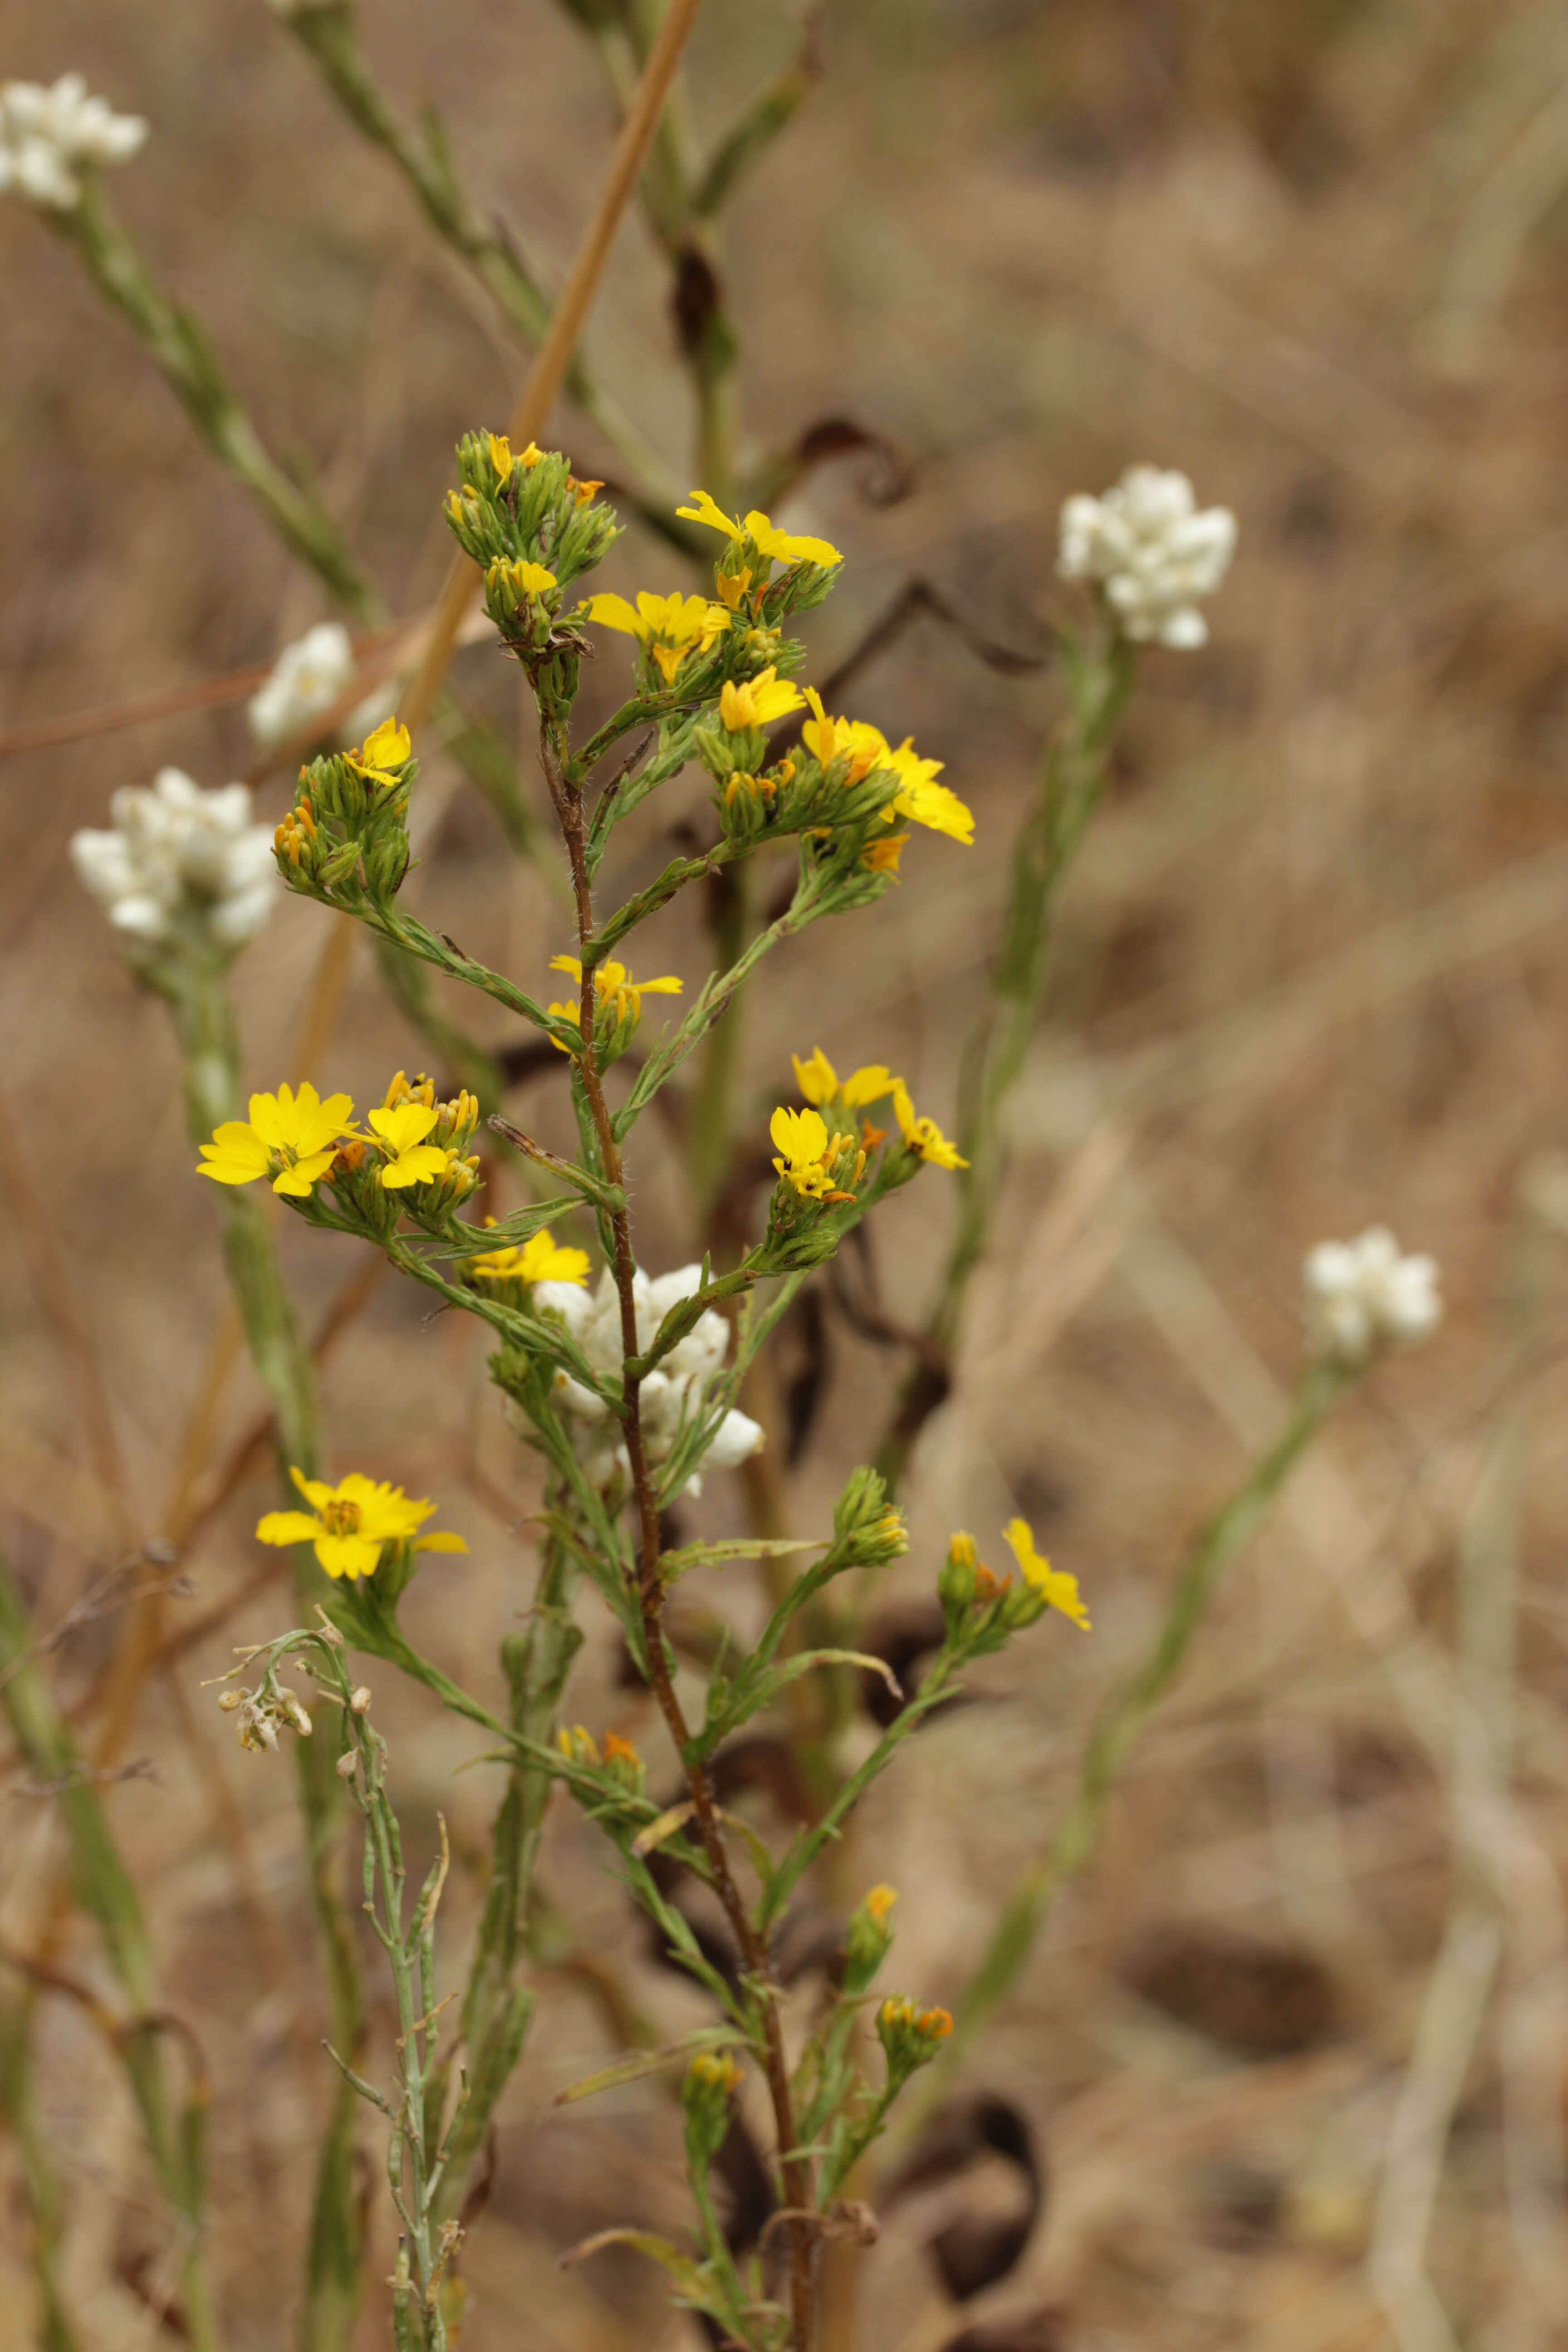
[247,622,392,750]
[1303,1227,1442,1364]
[1058,465,1236,649]
[71,769,277,955]
[0,75,146,210]
[533,1264,764,1495]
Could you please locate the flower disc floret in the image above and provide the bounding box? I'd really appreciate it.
[257,1467,467,1582]
[197,1083,358,1198]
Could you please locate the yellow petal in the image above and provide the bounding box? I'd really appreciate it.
[291,1466,336,1510]
[413,1530,469,1553]
[676,489,741,539]
[314,1533,382,1581]
[841,1064,897,1111]
[487,432,512,483]
[585,592,642,636]
[377,1143,451,1190]
[368,1102,441,1152]
[255,1509,323,1548]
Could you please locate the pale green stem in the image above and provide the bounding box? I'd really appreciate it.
[926,1356,1352,2093]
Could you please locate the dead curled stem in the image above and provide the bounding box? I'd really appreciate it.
[538,726,816,2352]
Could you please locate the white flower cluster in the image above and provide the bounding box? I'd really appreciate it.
[1303,1227,1441,1364]
[1058,465,1236,648]
[71,769,277,954]
[0,75,145,210]
[248,622,391,750]
[534,1264,764,1496]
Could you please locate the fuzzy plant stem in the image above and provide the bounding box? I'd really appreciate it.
[878,627,1135,1490]
[540,727,819,2352]
[167,954,368,2352]
[0,1551,220,2352]
[933,1354,1352,2083]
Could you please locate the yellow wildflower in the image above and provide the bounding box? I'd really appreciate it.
[863,833,907,875]
[790,1048,899,1115]
[197,1083,357,1199]
[502,559,557,596]
[792,1046,839,1105]
[546,955,683,1047]
[487,432,513,484]
[718,667,805,731]
[865,1884,898,1926]
[1002,1519,1090,1631]
[344,715,412,783]
[676,489,842,570]
[585,590,731,685]
[841,1063,897,1111]
[518,441,544,470]
[802,690,974,845]
[769,1104,861,1201]
[469,1223,590,1286]
[367,1101,452,1190]
[257,1467,467,1583]
[882,738,974,846]
[892,1080,967,1170]
[568,475,604,504]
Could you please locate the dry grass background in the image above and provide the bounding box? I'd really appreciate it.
[5,0,1568,2347]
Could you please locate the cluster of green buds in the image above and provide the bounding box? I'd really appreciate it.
[874,1993,953,2092]
[446,431,619,720]
[556,1723,650,1833]
[681,2049,743,2175]
[842,1883,898,1997]
[830,1466,910,1573]
[274,717,414,907]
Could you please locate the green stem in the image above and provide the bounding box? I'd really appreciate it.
[166,952,365,2352]
[687,858,750,1202]
[0,1991,78,2352]
[932,1356,1352,2085]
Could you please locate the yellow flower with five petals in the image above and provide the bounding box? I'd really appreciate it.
[585,590,730,685]
[197,1083,357,1199]
[257,1467,467,1583]
[1002,1519,1090,1631]
[368,1101,453,1190]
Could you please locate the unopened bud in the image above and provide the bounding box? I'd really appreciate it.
[349,1686,372,1715]
[217,1688,243,1712]
[281,1694,313,1736]
[335,1749,358,1779]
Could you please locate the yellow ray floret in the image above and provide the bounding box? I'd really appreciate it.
[367,1102,453,1191]
[792,1046,839,1106]
[718,667,804,731]
[257,1467,468,1583]
[344,715,412,782]
[1002,1518,1090,1631]
[197,1082,357,1199]
[676,489,841,571]
[585,590,730,685]
[469,1224,590,1286]
[790,1047,900,1116]
[892,1081,967,1170]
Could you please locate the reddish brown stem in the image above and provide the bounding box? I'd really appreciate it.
[541,725,816,2352]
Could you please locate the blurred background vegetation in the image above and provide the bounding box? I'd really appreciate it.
[7,1,1568,2347]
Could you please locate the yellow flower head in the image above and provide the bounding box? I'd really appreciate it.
[676,489,842,572]
[500,559,557,597]
[865,1884,898,1927]
[1002,1518,1090,1631]
[585,590,731,685]
[518,441,544,470]
[801,689,885,782]
[546,954,682,1047]
[892,1081,968,1170]
[469,1222,590,1286]
[257,1467,467,1583]
[883,739,974,846]
[487,432,513,484]
[367,1101,452,1191]
[197,1082,358,1199]
[718,667,805,732]
[344,715,412,783]
[769,1104,862,1202]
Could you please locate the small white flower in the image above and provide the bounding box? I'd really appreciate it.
[248,622,392,750]
[532,1263,763,1494]
[1058,465,1236,649]
[0,74,146,211]
[1303,1227,1442,1364]
[70,768,277,957]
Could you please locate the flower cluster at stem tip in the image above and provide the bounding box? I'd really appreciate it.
[1058,465,1237,649]
[938,1520,1091,1635]
[196,1069,480,1204]
[776,1046,968,1197]
[1304,1226,1441,1364]
[0,74,144,209]
[71,769,277,954]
